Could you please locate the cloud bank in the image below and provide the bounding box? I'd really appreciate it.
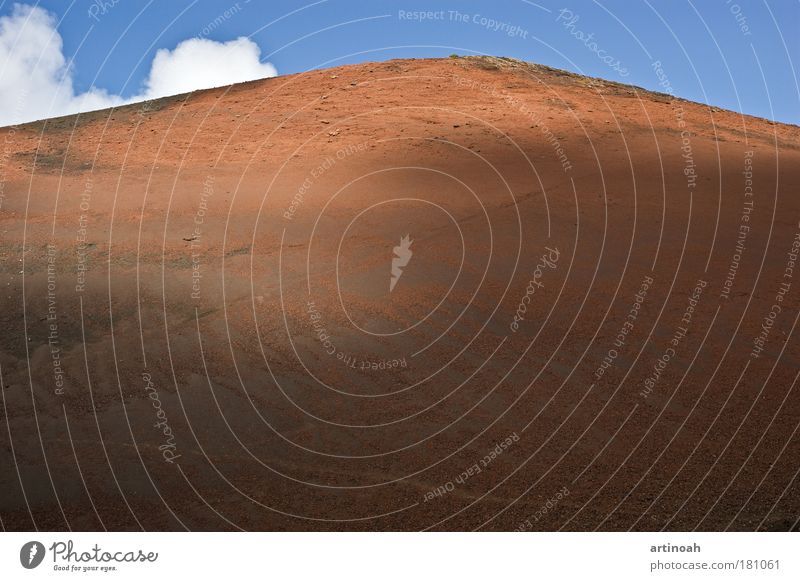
[0,4,277,126]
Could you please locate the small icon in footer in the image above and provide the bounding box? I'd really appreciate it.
[20,541,46,569]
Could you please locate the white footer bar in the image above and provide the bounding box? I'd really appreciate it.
[1,532,797,580]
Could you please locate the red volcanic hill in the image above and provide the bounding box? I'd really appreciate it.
[1,57,799,531]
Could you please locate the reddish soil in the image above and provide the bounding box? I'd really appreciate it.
[1,57,799,531]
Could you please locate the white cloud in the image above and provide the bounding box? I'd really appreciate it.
[143,37,277,100]
[0,4,277,126]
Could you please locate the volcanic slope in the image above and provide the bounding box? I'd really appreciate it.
[1,57,799,531]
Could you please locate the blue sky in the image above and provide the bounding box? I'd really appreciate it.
[1,0,798,124]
